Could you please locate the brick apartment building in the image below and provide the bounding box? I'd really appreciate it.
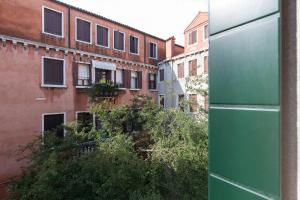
[0,0,184,195]
[158,12,208,112]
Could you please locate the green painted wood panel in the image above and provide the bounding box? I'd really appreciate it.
[209,0,281,199]
[209,176,268,200]
[209,15,280,105]
[209,107,280,198]
[209,0,279,34]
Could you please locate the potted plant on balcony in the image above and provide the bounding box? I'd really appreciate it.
[88,80,119,102]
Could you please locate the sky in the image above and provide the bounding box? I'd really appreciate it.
[58,0,208,46]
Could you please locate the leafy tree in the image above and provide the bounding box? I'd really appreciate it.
[10,96,207,200]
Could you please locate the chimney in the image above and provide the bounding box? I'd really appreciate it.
[166,36,176,59]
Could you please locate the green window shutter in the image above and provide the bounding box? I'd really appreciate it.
[209,0,281,199]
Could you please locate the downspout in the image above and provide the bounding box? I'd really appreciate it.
[144,34,146,63]
[68,7,71,48]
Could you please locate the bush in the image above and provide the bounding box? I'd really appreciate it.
[10,96,208,200]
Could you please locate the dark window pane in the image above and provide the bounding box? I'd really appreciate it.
[97,25,109,47]
[114,31,124,50]
[159,69,164,81]
[150,43,157,58]
[130,36,138,54]
[148,73,157,90]
[43,58,64,85]
[159,95,165,108]
[44,114,64,138]
[178,94,185,111]
[44,8,62,36]
[77,112,93,132]
[77,18,91,43]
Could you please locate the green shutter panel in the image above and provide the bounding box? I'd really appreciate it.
[209,0,281,199]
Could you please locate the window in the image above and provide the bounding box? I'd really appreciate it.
[114,30,125,51]
[189,59,197,76]
[131,71,138,89]
[188,30,197,45]
[177,63,184,78]
[189,94,198,112]
[78,64,90,86]
[76,18,91,43]
[159,95,165,108]
[129,36,139,54]
[149,42,157,59]
[178,94,185,111]
[42,57,65,87]
[95,69,111,83]
[96,25,109,47]
[159,69,164,81]
[148,73,157,90]
[204,24,209,40]
[76,112,93,132]
[43,113,65,138]
[204,56,208,74]
[130,71,142,89]
[43,7,63,37]
[115,69,124,87]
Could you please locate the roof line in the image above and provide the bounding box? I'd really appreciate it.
[184,11,208,32]
[50,0,180,44]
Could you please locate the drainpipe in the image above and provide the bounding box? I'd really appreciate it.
[144,34,146,63]
[68,7,71,48]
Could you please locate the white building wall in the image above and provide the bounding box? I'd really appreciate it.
[158,49,208,111]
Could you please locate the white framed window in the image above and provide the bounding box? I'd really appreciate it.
[158,94,165,108]
[188,29,198,45]
[78,64,90,86]
[131,71,138,89]
[148,73,157,90]
[41,56,66,88]
[149,42,157,59]
[96,24,110,48]
[113,30,125,51]
[203,24,209,40]
[42,6,64,37]
[42,112,66,139]
[116,69,124,88]
[75,17,92,44]
[129,35,139,55]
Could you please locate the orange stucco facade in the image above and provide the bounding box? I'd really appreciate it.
[184,12,209,53]
[0,0,184,197]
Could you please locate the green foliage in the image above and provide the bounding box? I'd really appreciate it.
[10,96,208,200]
[88,81,119,101]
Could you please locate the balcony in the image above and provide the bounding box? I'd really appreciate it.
[88,81,120,102]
